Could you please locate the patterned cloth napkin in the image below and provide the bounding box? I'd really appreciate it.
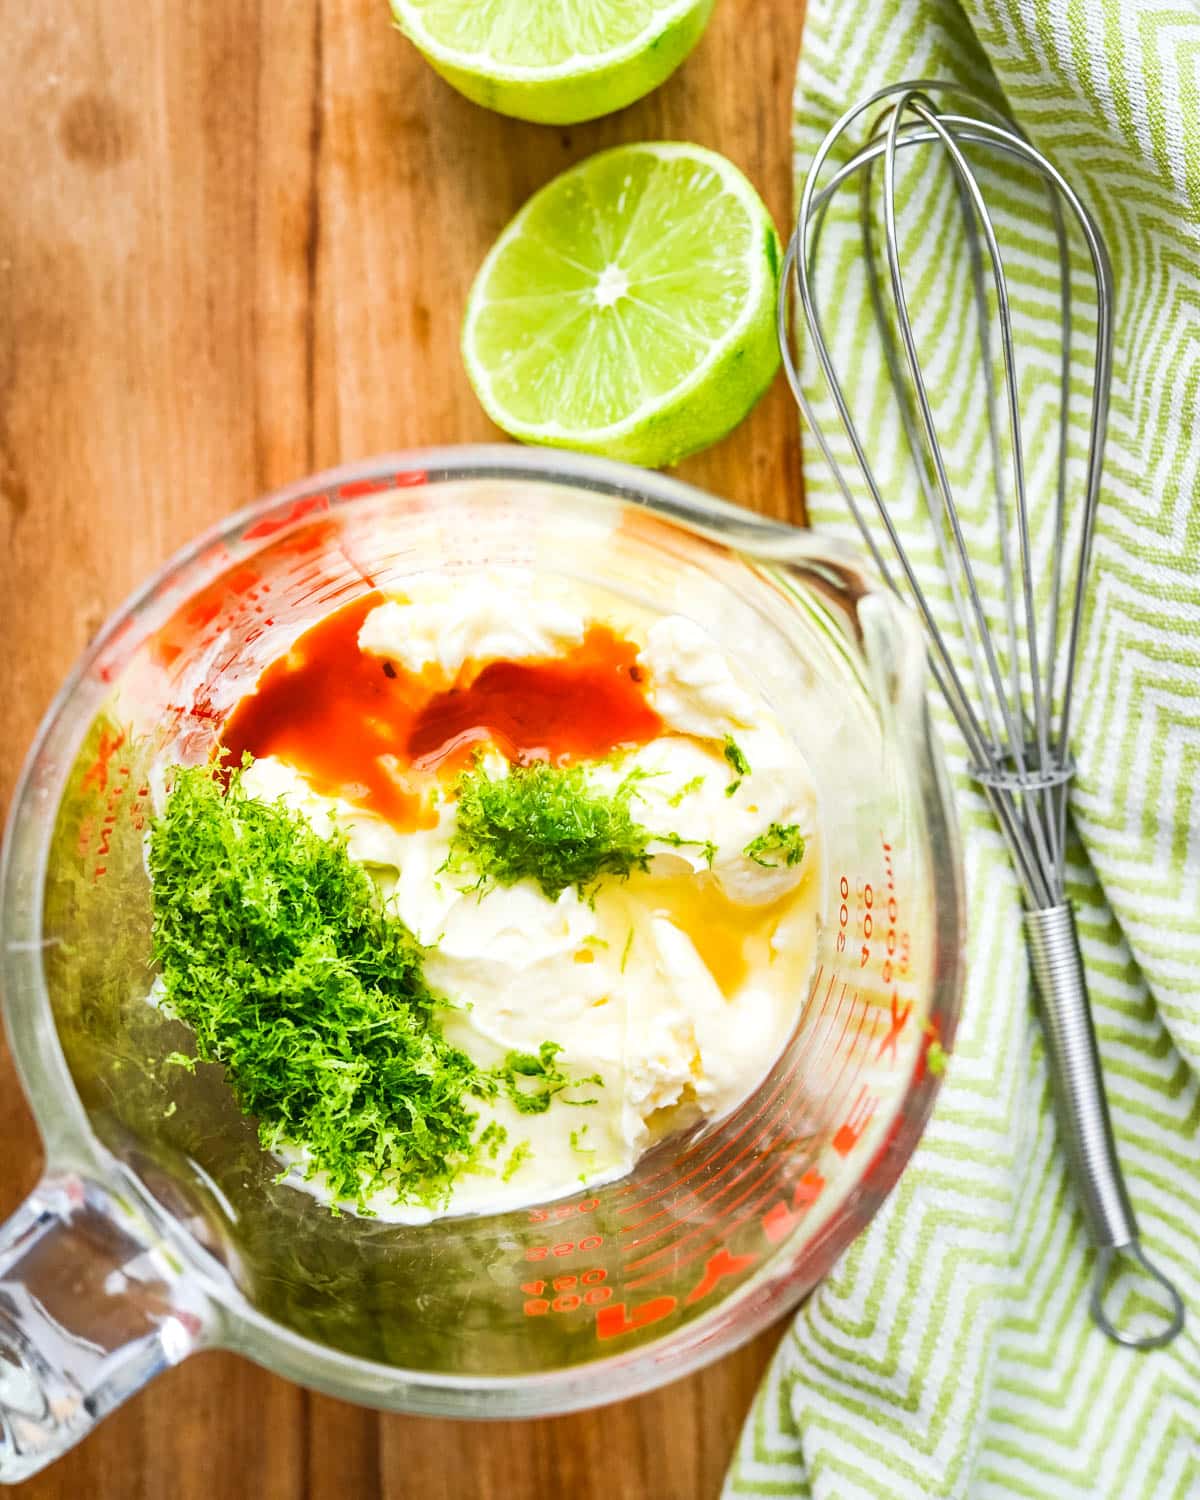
[726,2,1200,1496]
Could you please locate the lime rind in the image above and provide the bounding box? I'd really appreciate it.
[391,0,716,125]
[394,0,705,77]
[462,142,782,468]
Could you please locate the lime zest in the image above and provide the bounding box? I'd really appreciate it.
[501,1041,602,1114]
[503,1142,533,1182]
[667,774,705,807]
[743,823,806,869]
[724,735,751,795]
[478,1121,509,1159]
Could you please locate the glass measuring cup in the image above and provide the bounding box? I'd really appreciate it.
[0,448,963,1481]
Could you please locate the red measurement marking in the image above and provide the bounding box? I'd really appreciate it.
[624,1146,797,1277]
[524,1267,605,1301]
[279,518,342,557]
[338,477,397,500]
[76,815,95,858]
[585,1286,612,1306]
[595,1296,677,1341]
[618,1026,816,1200]
[80,727,127,794]
[617,1119,823,1289]
[833,1087,877,1157]
[528,1196,599,1224]
[624,1162,795,1291]
[877,990,913,1064]
[100,776,124,820]
[243,493,330,541]
[761,1170,826,1245]
[94,618,137,684]
[685,1247,758,1306]
[619,1113,816,1256]
[858,877,874,967]
[794,1168,825,1206]
[553,1294,581,1313]
[187,597,224,630]
[808,985,873,1146]
[524,1236,603,1262]
[224,566,261,597]
[393,470,427,488]
[93,761,130,875]
[524,1299,549,1317]
[618,1046,805,1224]
[761,1199,795,1245]
[164,697,223,730]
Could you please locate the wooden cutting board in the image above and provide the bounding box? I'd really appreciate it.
[0,2,807,1494]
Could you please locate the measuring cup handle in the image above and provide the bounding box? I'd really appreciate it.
[0,1171,211,1482]
[1024,903,1184,1347]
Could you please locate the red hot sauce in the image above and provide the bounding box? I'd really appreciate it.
[220,592,663,829]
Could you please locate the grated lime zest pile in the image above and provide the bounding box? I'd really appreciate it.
[446,760,655,901]
[149,764,594,1213]
[446,759,713,901]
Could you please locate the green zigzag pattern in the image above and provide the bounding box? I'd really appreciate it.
[726,0,1200,1495]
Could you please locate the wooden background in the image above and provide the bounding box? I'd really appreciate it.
[0,2,808,1494]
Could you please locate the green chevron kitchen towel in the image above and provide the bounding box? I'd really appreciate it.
[726,3,1200,1497]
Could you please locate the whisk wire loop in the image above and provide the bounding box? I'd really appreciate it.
[876,94,1063,894]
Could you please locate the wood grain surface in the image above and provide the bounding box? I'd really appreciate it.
[0,2,807,1494]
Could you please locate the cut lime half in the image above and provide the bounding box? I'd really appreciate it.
[391,0,716,125]
[462,143,782,469]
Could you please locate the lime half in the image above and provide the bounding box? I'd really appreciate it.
[391,0,716,125]
[462,143,782,469]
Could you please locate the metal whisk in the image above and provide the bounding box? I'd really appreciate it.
[780,80,1184,1348]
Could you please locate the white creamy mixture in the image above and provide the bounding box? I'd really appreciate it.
[239,573,822,1221]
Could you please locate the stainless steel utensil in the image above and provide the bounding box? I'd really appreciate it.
[780,79,1184,1348]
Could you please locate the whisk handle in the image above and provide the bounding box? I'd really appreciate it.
[1024,903,1184,1348]
[1023,903,1135,1246]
